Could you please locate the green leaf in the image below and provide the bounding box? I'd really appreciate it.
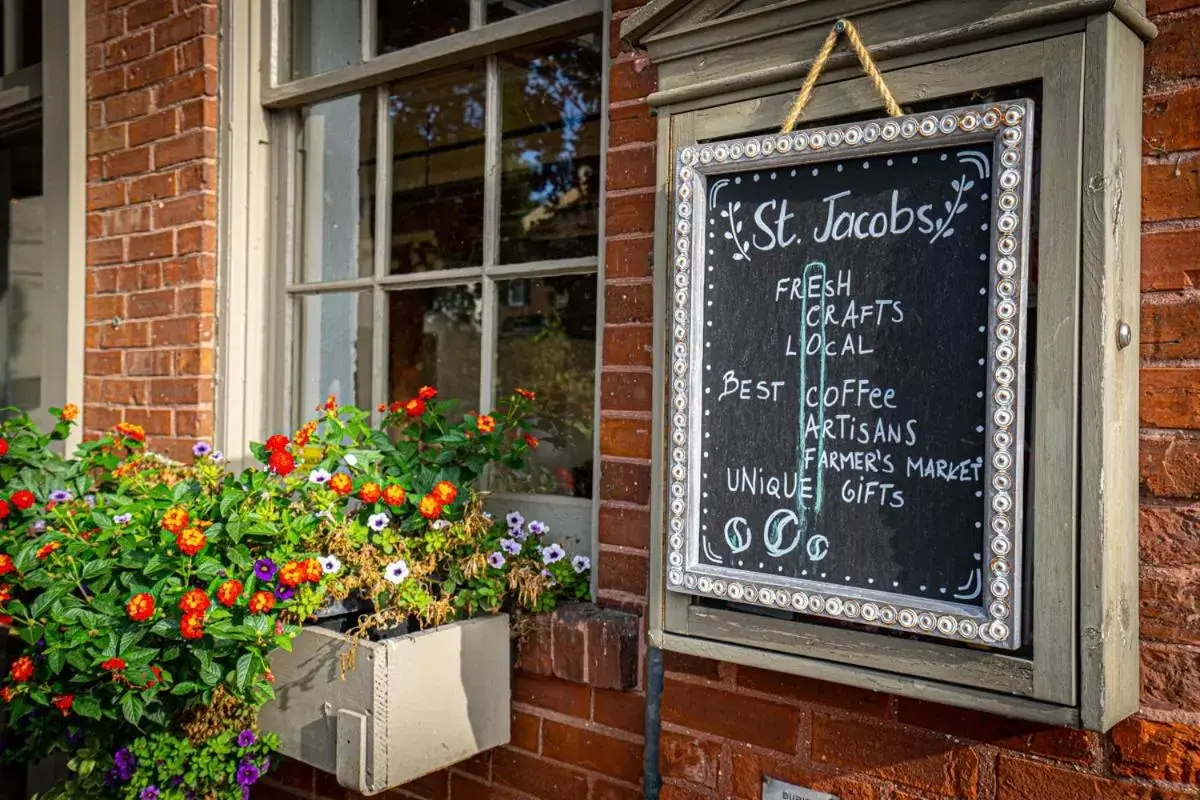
[82,558,114,580]
[235,652,253,690]
[199,659,221,686]
[170,681,199,696]
[119,628,144,655]
[120,693,144,726]
[90,511,112,529]
[72,695,102,720]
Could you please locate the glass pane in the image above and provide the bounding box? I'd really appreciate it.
[2,195,43,413]
[385,66,487,274]
[296,292,372,421]
[291,0,361,80]
[300,93,375,283]
[499,36,602,264]
[486,0,570,22]
[387,285,482,411]
[493,274,596,497]
[377,0,471,55]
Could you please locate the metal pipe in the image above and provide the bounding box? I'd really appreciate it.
[642,646,664,800]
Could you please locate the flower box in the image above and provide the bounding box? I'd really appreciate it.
[259,614,511,795]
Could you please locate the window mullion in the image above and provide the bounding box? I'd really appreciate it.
[480,53,502,418]
[371,84,392,419]
[361,0,376,62]
[470,0,484,30]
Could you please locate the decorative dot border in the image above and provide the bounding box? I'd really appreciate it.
[666,100,1034,651]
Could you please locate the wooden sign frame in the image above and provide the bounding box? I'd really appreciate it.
[665,100,1035,650]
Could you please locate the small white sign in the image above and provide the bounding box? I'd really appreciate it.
[762,777,839,800]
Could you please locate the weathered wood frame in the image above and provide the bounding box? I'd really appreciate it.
[634,2,1145,731]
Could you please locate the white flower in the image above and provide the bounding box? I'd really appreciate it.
[383,559,409,584]
[505,511,524,529]
[571,555,591,574]
[114,513,133,525]
[540,568,557,587]
[500,537,522,555]
[528,520,548,536]
[309,468,332,484]
[316,509,334,520]
[482,511,494,521]
[344,453,358,467]
[431,519,451,530]
[541,544,565,564]
[487,551,506,569]
[367,512,390,531]
[320,555,342,575]
[211,451,224,462]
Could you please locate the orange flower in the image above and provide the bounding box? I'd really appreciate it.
[114,421,146,442]
[278,561,306,588]
[101,657,126,672]
[523,433,539,449]
[52,694,73,716]
[0,585,11,604]
[359,482,381,503]
[294,420,318,447]
[432,481,457,505]
[264,434,290,453]
[176,527,207,557]
[323,394,338,412]
[126,593,155,622]
[0,554,14,575]
[178,588,210,614]
[36,542,60,560]
[404,398,425,417]
[328,473,353,496]
[304,558,323,583]
[10,656,33,683]
[514,388,536,401]
[180,612,205,640]
[418,495,442,520]
[216,580,243,608]
[60,403,79,422]
[249,591,275,615]
[376,403,386,412]
[418,386,438,400]
[382,485,406,507]
[476,415,496,434]
[161,507,189,534]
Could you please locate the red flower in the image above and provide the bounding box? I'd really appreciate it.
[475,415,496,434]
[249,591,275,615]
[0,688,12,703]
[328,473,352,496]
[145,665,162,688]
[0,500,8,520]
[418,386,438,400]
[376,403,386,412]
[382,485,406,507]
[264,434,290,453]
[161,507,189,534]
[126,593,155,622]
[178,588,210,614]
[0,555,12,576]
[101,657,126,672]
[303,558,323,583]
[432,481,457,505]
[323,394,338,412]
[9,490,34,511]
[176,527,207,557]
[114,421,145,442]
[52,694,73,716]
[388,401,404,414]
[418,495,442,520]
[514,388,536,401]
[278,561,305,588]
[523,433,539,449]
[359,482,381,503]
[268,450,296,476]
[0,585,11,604]
[36,542,60,560]
[10,656,33,683]
[180,612,205,640]
[404,398,425,417]
[216,580,242,608]
[0,439,7,457]
[0,615,11,626]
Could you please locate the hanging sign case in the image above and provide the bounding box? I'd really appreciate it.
[666,100,1034,650]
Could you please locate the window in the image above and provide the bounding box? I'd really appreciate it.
[269,0,605,539]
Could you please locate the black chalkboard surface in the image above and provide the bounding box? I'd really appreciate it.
[667,103,1033,649]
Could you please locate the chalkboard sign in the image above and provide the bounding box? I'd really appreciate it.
[666,101,1034,650]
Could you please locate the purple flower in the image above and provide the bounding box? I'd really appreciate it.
[30,519,46,534]
[499,537,522,556]
[85,494,97,508]
[114,513,133,525]
[528,520,548,537]
[49,490,72,503]
[505,511,524,529]
[383,559,409,585]
[65,727,84,747]
[275,585,295,602]
[572,554,591,574]
[540,544,565,564]
[253,559,278,581]
[140,787,159,800]
[308,468,331,484]
[211,450,224,462]
[113,747,137,781]
[237,729,257,748]
[192,441,212,458]
[236,760,260,787]
[487,551,506,569]
[367,512,390,531]
[540,568,557,587]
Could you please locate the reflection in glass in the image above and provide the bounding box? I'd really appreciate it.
[493,275,596,497]
[300,93,374,283]
[2,196,43,413]
[291,0,361,80]
[486,0,569,22]
[387,285,482,411]
[296,292,373,422]
[499,37,602,264]
[386,66,487,274]
[377,1,471,55]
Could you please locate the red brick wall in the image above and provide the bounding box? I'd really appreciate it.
[84,0,219,460]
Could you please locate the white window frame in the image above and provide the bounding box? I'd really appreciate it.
[220,0,608,565]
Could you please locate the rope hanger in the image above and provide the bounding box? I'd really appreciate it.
[780,18,903,134]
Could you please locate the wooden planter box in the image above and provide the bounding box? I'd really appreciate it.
[259,614,511,795]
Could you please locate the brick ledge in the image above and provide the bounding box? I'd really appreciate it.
[514,602,641,691]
